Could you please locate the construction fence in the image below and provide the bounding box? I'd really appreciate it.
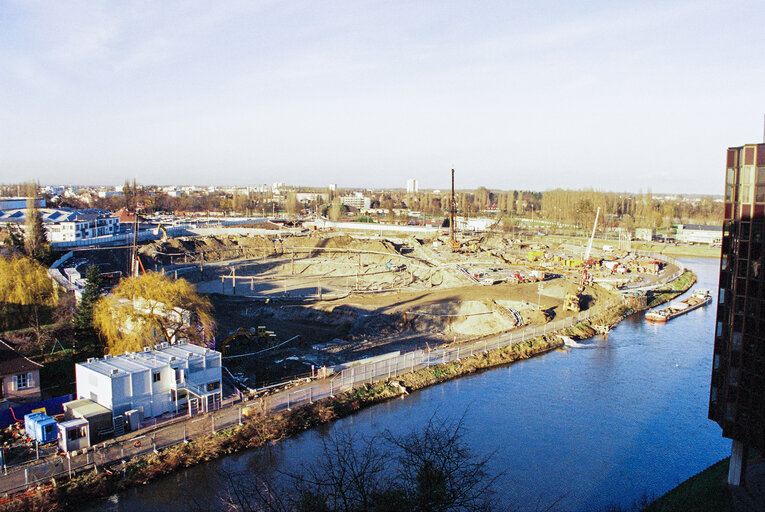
[278,307,600,412]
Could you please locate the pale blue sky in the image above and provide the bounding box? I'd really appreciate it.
[1,0,763,193]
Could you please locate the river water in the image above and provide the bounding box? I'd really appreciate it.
[96,257,730,512]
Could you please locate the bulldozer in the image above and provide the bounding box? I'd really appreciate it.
[563,293,580,313]
[563,270,590,313]
[218,326,275,356]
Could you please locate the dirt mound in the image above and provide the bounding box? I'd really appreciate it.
[349,239,399,255]
[140,235,282,266]
[393,300,520,338]
[280,235,400,256]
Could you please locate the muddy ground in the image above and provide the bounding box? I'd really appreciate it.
[134,231,667,386]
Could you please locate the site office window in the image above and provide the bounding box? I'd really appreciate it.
[67,426,87,441]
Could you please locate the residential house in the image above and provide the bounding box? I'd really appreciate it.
[0,338,42,408]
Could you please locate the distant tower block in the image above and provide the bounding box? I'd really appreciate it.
[406,178,418,193]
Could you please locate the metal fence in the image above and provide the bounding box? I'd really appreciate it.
[0,400,249,496]
[277,307,599,413]
[624,251,686,292]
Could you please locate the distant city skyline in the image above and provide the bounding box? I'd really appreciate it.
[1,1,763,193]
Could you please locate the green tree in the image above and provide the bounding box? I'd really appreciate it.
[93,272,215,354]
[24,197,49,262]
[2,224,24,251]
[122,180,135,210]
[73,265,103,333]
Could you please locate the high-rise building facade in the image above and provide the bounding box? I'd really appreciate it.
[709,142,765,485]
[406,178,418,194]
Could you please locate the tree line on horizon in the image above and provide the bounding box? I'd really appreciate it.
[2,181,722,229]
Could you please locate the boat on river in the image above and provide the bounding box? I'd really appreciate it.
[645,289,712,323]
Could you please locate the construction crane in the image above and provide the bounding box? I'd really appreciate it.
[449,168,460,250]
[563,207,600,312]
[583,207,600,264]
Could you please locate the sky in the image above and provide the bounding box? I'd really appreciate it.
[0,1,763,194]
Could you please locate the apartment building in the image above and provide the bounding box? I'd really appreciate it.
[709,142,765,485]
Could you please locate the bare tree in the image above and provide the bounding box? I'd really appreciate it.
[382,415,498,512]
[199,414,503,512]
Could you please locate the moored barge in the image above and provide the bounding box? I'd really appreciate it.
[645,289,712,323]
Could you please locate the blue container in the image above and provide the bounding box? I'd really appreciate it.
[23,412,58,444]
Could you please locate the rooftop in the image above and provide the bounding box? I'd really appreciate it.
[681,224,723,232]
[63,398,111,418]
[0,207,114,225]
[0,338,42,376]
[77,341,217,378]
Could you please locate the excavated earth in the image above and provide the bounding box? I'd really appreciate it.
[138,232,650,385]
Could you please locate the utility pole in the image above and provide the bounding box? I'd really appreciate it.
[130,178,139,277]
[449,169,455,245]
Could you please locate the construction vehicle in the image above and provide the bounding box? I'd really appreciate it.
[562,293,580,312]
[218,326,276,356]
[154,223,169,242]
[563,208,600,312]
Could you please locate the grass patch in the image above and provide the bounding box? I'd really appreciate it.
[648,271,697,309]
[643,457,732,512]
[630,242,721,259]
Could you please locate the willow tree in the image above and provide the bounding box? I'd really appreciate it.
[0,255,57,351]
[93,272,215,355]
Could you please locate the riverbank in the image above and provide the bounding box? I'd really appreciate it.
[0,271,699,512]
[0,335,566,512]
[630,242,721,259]
[643,457,732,512]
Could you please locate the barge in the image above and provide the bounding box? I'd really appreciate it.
[645,289,712,323]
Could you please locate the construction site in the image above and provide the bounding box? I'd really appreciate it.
[129,203,677,387]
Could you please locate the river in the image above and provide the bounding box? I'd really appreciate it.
[95,257,730,512]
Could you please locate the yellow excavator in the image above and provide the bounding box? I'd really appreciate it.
[155,223,169,242]
[218,326,274,356]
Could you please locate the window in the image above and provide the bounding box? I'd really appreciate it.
[206,381,220,392]
[67,427,86,441]
[742,185,754,203]
[153,372,161,383]
[16,373,30,390]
